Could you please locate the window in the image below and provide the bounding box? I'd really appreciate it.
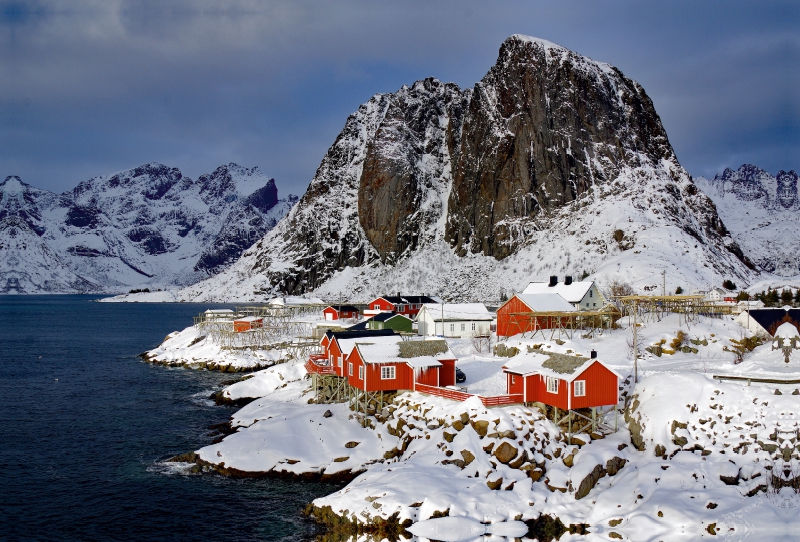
[358,365,364,380]
[381,366,396,380]
[373,303,379,310]
[574,380,586,397]
[511,375,516,385]
[471,322,476,331]
[589,289,593,297]
[461,323,465,331]
[348,363,353,376]
[449,323,455,333]
[546,376,559,394]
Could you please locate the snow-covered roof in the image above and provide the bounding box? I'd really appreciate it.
[337,335,403,358]
[513,293,576,312]
[419,303,493,321]
[774,322,800,339]
[503,352,620,382]
[205,309,234,314]
[522,280,595,303]
[355,339,454,364]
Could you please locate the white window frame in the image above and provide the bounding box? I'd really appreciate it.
[574,380,586,397]
[471,322,476,331]
[348,362,353,377]
[358,365,364,380]
[511,375,516,385]
[450,323,455,333]
[381,366,396,380]
[546,376,559,394]
[460,323,465,331]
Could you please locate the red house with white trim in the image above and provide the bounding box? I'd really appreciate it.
[502,352,620,409]
[345,339,457,392]
[323,305,360,321]
[365,295,441,318]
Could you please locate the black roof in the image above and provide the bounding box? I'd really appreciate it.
[378,295,438,304]
[371,312,412,322]
[326,304,359,312]
[747,308,800,335]
[324,329,397,340]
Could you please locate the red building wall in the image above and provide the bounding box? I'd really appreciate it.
[346,350,416,391]
[497,296,533,337]
[369,298,396,312]
[439,359,457,387]
[323,307,340,320]
[569,361,619,408]
[415,366,440,387]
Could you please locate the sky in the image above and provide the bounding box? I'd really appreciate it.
[1,0,798,196]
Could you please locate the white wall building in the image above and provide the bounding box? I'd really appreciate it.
[417,303,494,338]
[522,276,605,310]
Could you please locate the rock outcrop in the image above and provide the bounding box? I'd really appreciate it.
[179,35,757,301]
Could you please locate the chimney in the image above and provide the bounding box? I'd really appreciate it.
[564,276,573,285]
[549,276,558,287]
[590,350,597,359]
[397,291,401,299]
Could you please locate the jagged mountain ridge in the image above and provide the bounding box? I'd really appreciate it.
[175,35,758,302]
[0,163,295,293]
[695,165,800,276]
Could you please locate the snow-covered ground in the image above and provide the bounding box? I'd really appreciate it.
[162,312,800,540]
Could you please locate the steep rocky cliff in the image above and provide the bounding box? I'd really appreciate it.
[177,36,758,302]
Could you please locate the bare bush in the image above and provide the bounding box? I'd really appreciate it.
[471,331,492,354]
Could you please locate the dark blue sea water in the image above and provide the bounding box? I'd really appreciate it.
[0,295,342,542]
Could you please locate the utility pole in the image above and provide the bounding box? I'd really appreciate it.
[662,270,666,297]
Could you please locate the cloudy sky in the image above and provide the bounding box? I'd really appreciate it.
[2,0,797,195]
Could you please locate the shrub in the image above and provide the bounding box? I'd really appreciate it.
[722,279,737,290]
[675,286,683,295]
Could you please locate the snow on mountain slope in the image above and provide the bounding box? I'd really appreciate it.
[174,35,756,302]
[0,164,294,293]
[695,165,800,277]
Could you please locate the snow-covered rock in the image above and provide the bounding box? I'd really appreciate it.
[696,165,800,277]
[175,35,757,303]
[0,164,295,293]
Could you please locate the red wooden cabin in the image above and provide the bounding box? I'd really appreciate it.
[496,293,576,337]
[503,352,620,409]
[344,339,457,392]
[365,295,440,318]
[309,330,400,377]
[233,316,264,333]
[323,305,359,321]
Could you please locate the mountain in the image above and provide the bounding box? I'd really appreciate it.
[173,36,762,302]
[695,165,800,276]
[0,164,295,293]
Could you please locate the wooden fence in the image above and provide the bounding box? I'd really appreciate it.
[415,383,523,407]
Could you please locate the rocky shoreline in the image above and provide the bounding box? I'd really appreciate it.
[140,351,281,373]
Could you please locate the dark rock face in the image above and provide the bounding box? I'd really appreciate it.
[447,36,673,259]
[776,170,798,209]
[241,35,754,295]
[358,79,468,263]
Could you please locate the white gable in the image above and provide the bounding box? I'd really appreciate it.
[522,280,596,303]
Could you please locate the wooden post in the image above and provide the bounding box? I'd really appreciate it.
[592,407,596,433]
[568,411,572,441]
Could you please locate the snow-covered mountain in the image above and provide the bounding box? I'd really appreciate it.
[174,35,757,303]
[695,165,800,277]
[0,164,295,293]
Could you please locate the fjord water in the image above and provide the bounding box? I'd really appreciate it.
[1,295,339,541]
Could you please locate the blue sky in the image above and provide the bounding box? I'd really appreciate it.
[1,0,797,195]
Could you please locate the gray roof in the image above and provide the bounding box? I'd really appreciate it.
[398,340,450,358]
[540,352,589,374]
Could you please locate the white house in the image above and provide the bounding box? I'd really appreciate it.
[732,300,765,314]
[417,303,494,338]
[522,276,605,310]
[705,287,730,303]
